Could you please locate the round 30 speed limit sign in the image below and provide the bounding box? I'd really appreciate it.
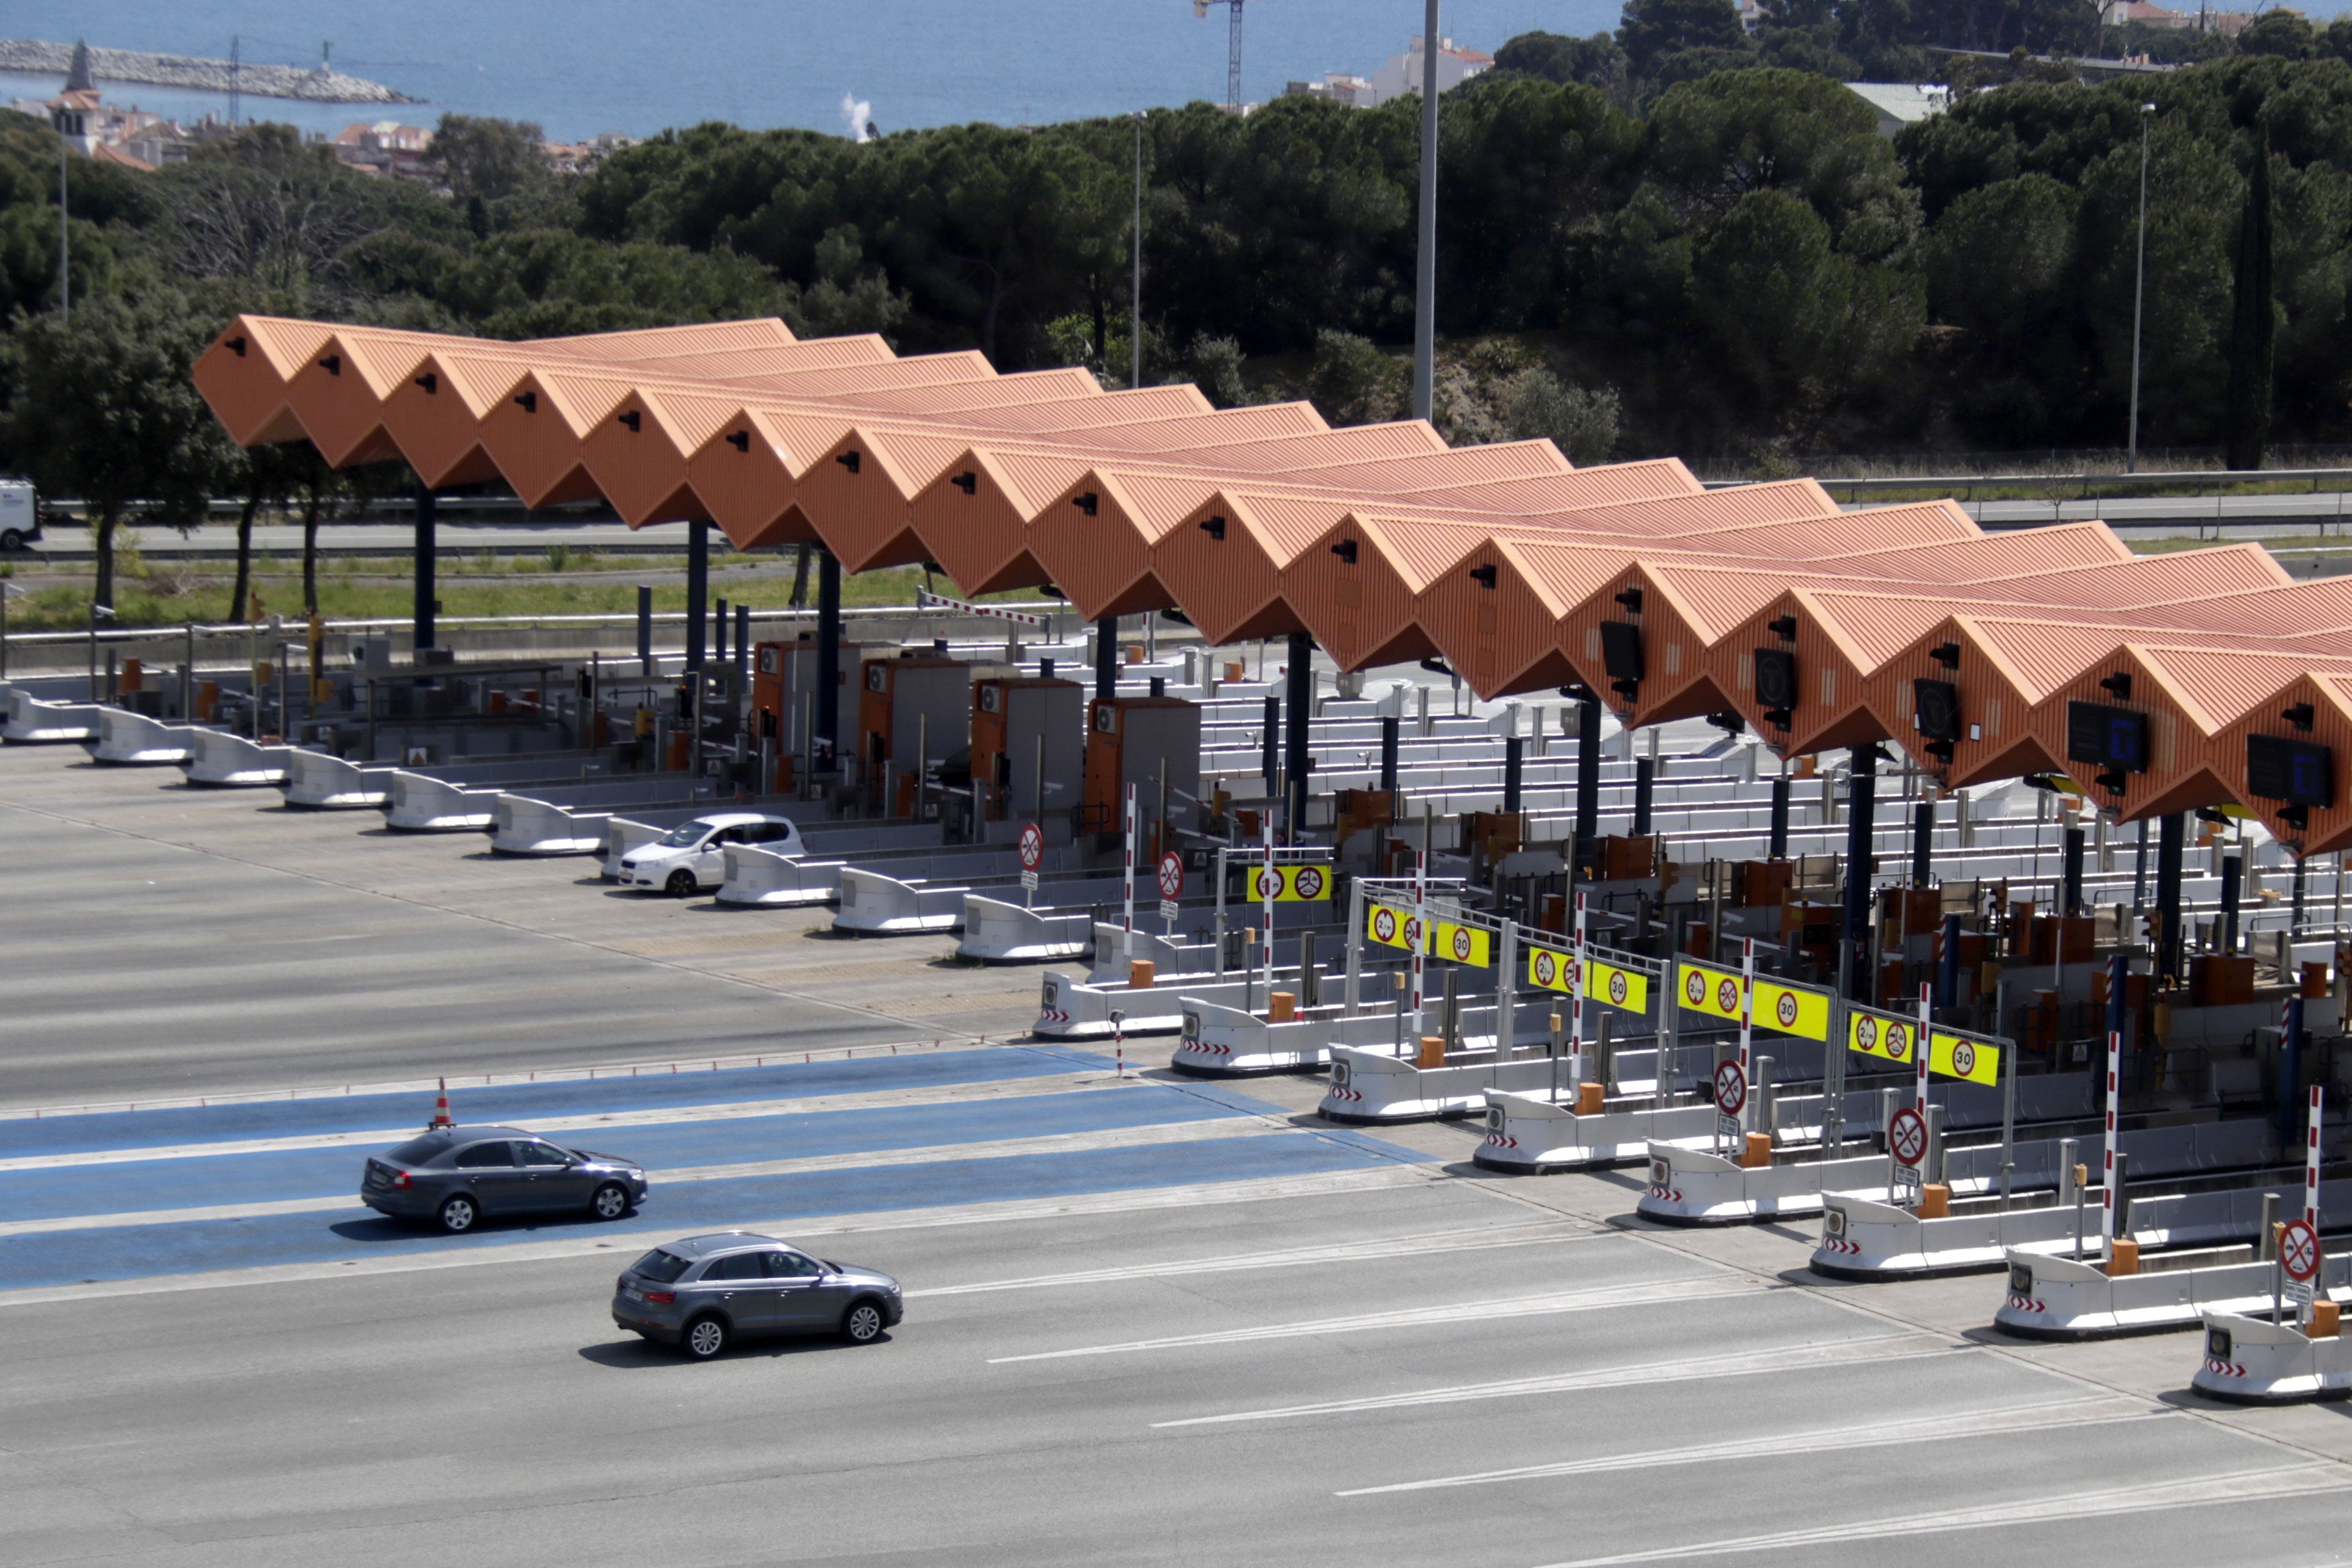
[1714,1060,1747,1117]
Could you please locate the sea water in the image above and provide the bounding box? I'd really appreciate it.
[0,0,1618,142]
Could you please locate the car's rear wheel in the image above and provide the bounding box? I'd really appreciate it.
[590,1182,630,1220]
[666,869,696,897]
[682,1315,729,1359]
[0,528,21,551]
[841,1298,887,1344]
[437,1194,479,1233]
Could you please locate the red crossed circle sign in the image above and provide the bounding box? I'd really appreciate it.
[1292,864,1327,901]
[1017,823,1044,871]
[1156,851,1184,900]
[1716,977,1740,1014]
[2282,1217,2321,1283]
[1714,1060,1747,1116]
[1888,1107,1928,1167]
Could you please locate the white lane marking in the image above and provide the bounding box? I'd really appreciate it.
[914,1221,1600,1297]
[1532,1466,2352,1567]
[0,1164,1444,1308]
[0,1070,1116,1171]
[991,1275,1768,1364]
[1152,1335,1956,1427]
[0,1114,1286,1239]
[1337,1396,2164,1495]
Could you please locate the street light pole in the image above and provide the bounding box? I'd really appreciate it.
[1131,112,1145,391]
[1410,0,1440,422]
[2127,102,2155,473]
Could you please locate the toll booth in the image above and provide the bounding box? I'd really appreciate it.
[859,655,973,810]
[971,674,1082,821]
[1082,694,1200,832]
[750,638,869,775]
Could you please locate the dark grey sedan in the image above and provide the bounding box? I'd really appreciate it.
[361,1125,649,1233]
[612,1232,903,1358]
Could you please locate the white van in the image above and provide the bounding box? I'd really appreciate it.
[0,481,42,551]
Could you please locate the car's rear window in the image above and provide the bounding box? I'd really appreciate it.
[383,1136,450,1165]
[630,1249,692,1284]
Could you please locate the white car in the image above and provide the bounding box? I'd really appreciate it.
[622,814,805,895]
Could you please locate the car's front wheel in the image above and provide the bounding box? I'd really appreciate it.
[841,1298,888,1344]
[665,869,696,897]
[589,1182,630,1221]
[437,1194,479,1233]
[682,1315,729,1359]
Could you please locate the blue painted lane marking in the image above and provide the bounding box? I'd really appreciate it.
[2,1086,1254,1223]
[1,1132,1428,1290]
[0,1047,1110,1159]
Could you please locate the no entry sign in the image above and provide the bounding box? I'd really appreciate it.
[1017,823,1044,872]
[1714,1060,1747,1117]
[1156,851,1184,900]
[1888,1107,1928,1168]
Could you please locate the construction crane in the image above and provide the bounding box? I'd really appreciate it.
[1192,0,1245,113]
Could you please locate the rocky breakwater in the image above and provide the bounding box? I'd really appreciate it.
[0,39,418,103]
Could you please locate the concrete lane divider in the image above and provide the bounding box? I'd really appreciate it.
[833,866,977,934]
[84,708,198,765]
[280,748,393,808]
[1476,1101,1717,1173]
[1819,1174,2352,1281]
[2192,1308,2352,1403]
[1176,1004,1407,1078]
[716,842,849,906]
[958,893,1095,962]
[3,689,104,744]
[181,728,292,786]
[2000,1247,2349,1341]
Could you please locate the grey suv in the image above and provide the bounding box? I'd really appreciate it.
[361,1125,650,1233]
[612,1232,903,1358]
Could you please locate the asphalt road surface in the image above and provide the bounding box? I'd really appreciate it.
[4,743,2351,1567]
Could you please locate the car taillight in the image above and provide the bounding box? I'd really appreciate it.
[389,1170,410,1188]
[644,1291,676,1305]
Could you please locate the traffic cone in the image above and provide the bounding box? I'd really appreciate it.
[428,1077,453,1130]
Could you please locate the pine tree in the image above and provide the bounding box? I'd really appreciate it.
[2224,122,2275,472]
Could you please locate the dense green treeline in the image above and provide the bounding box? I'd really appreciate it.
[5,14,2352,541]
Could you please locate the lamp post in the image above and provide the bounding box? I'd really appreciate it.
[1409,0,1440,422]
[1131,112,1145,391]
[2126,102,2155,472]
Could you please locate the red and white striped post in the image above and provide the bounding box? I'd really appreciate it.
[1121,783,1137,957]
[1915,981,1932,1113]
[1261,813,1277,1008]
[1408,847,1428,1027]
[1570,892,1590,1087]
[2307,1084,2325,1228]
[2101,1028,2122,1248]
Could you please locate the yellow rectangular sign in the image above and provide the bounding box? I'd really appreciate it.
[1433,921,1491,968]
[1246,863,1335,902]
[1365,901,1424,952]
[1678,961,1746,1024]
[1845,1007,1923,1069]
[1527,947,1649,1012]
[1930,1028,2001,1086]
[1586,957,1648,1013]
[1751,978,1832,1042]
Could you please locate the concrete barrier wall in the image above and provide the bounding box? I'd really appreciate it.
[717,844,848,906]
[2193,1305,2352,1402]
[959,895,1095,962]
[834,867,977,934]
[1174,998,1406,1075]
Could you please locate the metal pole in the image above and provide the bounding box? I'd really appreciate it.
[684,521,709,671]
[1344,875,1364,1014]
[2127,103,2155,473]
[1842,745,1879,999]
[1123,782,1137,957]
[1262,813,1277,1010]
[2101,1027,2122,1252]
[815,549,841,775]
[412,483,436,655]
[1769,774,1790,861]
[1409,0,1440,422]
[2156,812,2186,984]
[1497,917,1517,1057]
[1571,893,1589,1086]
[1284,630,1311,838]
[1131,113,1145,392]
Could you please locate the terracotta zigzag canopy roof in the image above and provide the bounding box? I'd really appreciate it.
[193,315,2352,851]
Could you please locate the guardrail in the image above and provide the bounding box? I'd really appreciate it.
[1703,466,2352,505]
